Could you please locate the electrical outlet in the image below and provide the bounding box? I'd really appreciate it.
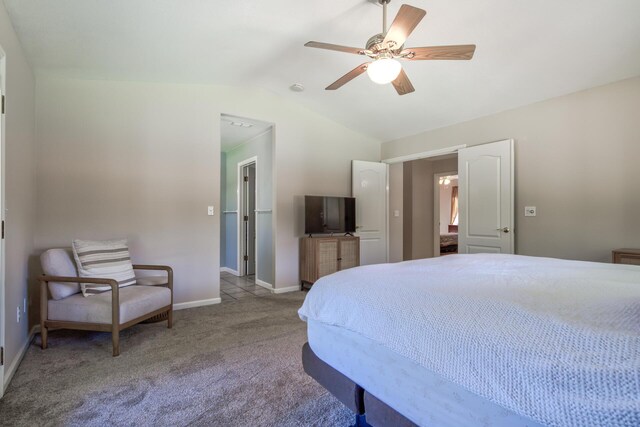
[17,306,21,323]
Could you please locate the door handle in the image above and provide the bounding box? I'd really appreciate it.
[496,227,510,233]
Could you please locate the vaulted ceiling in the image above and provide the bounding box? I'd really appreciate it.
[4,0,640,141]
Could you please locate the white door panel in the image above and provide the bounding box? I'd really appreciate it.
[468,245,502,254]
[246,165,256,275]
[352,160,388,265]
[458,140,514,254]
[0,88,4,395]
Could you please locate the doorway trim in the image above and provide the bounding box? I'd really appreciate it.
[433,171,458,257]
[381,144,466,164]
[0,46,6,397]
[236,156,258,277]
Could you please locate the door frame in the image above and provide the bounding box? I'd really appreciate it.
[0,47,6,397]
[433,170,458,257]
[382,145,467,263]
[382,144,467,164]
[236,156,258,277]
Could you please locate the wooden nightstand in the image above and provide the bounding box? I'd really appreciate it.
[612,248,640,266]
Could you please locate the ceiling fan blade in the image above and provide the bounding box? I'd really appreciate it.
[391,69,415,95]
[383,5,426,50]
[401,45,476,60]
[326,63,369,90]
[305,41,365,55]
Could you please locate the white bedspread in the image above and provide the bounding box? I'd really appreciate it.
[298,254,640,427]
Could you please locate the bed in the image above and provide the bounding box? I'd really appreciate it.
[298,254,640,427]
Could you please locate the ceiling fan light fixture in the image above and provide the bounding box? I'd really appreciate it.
[366,57,402,84]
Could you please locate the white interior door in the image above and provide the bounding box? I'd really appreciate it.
[237,156,257,277]
[352,160,388,265]
[458,139,514,254]
[0,88,4,396]
[246,165,256,275]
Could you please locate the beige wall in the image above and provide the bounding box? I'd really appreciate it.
[0,3,36,390]
[383,76,640,262]
[34,77,381,310]
[402,157,457,260]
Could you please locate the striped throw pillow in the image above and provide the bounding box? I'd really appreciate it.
[72,239,136,297]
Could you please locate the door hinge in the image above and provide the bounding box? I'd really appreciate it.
[244,215,249,221]
[1,95,4,114]
[243,176,249,182]
[243,255,249,261]
[1,346,3,366]
[1,220,4,239]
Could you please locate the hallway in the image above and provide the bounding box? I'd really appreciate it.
[220,272,272,302]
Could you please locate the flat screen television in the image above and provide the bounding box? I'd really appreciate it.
[304,196,356,235]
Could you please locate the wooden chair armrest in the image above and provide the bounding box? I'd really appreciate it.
[131,265,173,292]
[132,265,172,273]
[41,275,119,287]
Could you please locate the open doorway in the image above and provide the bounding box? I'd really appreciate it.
[434,172,459,256]
[388,153,458,261]
[220,114,275,300]
[387,140,515,260]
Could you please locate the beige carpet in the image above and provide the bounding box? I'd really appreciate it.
[0,292,353,426]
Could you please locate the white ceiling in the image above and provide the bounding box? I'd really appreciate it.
[220,114,272,153]
[4,0,640,141]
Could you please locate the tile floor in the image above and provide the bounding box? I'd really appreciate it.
[220,272,273,301]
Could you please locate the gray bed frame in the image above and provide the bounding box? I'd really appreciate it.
[302,342,417,427]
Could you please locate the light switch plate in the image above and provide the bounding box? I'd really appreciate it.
[207,206,214,216]
[394,210,400,217]
[524,206,536,217]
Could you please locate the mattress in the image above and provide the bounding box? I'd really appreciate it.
[299,254,640,427]
[307,319,543,427]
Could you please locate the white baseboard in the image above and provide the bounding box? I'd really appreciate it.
[272,285,301,294]
[3,326,37,393]
[173,298,221,311]
[255,279,273,290]
[220,267,239,276]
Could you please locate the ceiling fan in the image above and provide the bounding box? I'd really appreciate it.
[305,0,476,95]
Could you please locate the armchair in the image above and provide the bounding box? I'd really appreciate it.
[39,249,173,356]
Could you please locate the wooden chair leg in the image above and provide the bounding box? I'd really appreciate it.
[112,327,120,357]
[40,280,49,349]
[41,324,48,350]
[167,310,173,329]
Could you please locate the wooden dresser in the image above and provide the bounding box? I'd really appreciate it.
[612,248,640,266]
[300,236,360,289]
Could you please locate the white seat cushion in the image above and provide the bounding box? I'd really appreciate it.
[48,285,171,325]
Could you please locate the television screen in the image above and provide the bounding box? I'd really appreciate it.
[304,196,356,235]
